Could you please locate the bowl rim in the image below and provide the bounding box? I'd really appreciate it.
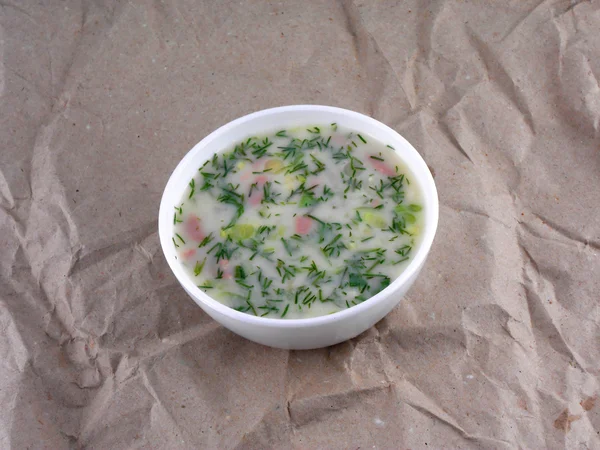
[159,104,439,328]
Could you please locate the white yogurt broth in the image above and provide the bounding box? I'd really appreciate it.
[172,124,424,319]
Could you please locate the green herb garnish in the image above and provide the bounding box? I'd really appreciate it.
[194,258,207,276]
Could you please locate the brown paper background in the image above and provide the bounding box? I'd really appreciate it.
[1,0,599,448]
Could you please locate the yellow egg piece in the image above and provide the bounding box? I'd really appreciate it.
[284,176,296,189]
[264,159,284,173]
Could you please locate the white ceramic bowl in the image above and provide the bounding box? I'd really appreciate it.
[159,105,438,350]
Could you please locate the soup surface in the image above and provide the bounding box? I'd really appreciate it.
[173,124,424,319]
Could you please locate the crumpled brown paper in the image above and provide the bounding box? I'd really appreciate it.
[1,0,599,448]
